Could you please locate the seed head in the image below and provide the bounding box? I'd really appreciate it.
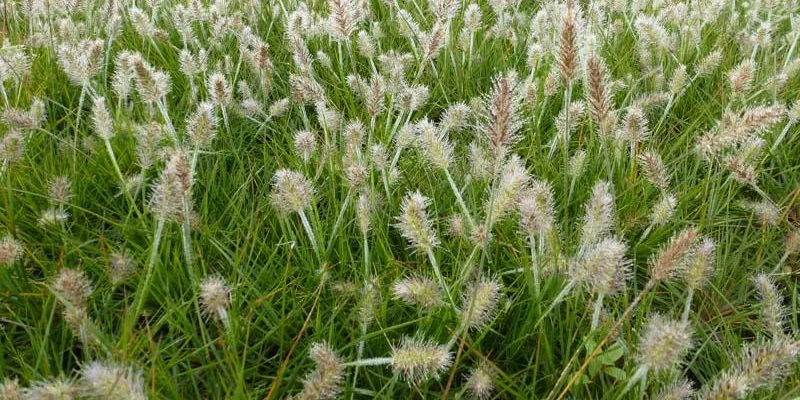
[148,151,193,222]
[0,234,23,266]
[683,238,715,291]
[570,237,630,296]
[636,314,693,373]
[390,335,453,384]
[22,378,79,400]
[186,102,218,147]
[199,275,231,325]
[464,363,495,399]
[270,169,314,214]
[415,120,453,170]
[649,227,698,282]
[739,199,779,226]
[396,191,438,252]
[638,151,670,192]
[295,342,345,400]
[269,98,291,117]
[655,378,694,400]
[0,377,21,400]
[580,180,615,249]
[91,97,114,140]
[51,268,93,308]
[393,276,443,310]
[487,154,530,225]
[49,176,72,205]
[753,274,786,337]
[294,130,317,163]
[482,71,524,152]
[518,179,555,238]
[0,131,26,163]
[81,360,146,400]
[109,250,135,286]
[649,193,677,227]
[460,276,502,330]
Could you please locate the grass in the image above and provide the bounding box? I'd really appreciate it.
[0,0,799,398]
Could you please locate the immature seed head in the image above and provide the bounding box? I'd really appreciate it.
[636,314,692,373]
[81,360,146,400]
[396,191,438,252]
[270,169,314,214]
[393,276,443,310]
[390,335,453,384]
[208,72,232,106]
[0,234,23,266]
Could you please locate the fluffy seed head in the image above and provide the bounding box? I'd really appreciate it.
[396,191,438,252]
[570,237,630,296]
[199,275,231,323]
[482,71,524,152]
[109,250,135,285]
[638,151,670,192]
[580,180,615,249]
[460,276,502,330]
[148,151,193,222]
[51,269,93,308]
[393,276,443,310]
[208,72,232,106]
[649,227,698,282]
[636,314,693,373]
[649,194,677,227]
[0,131,26,163]
[80,360,146,400]
[0,234,23,266]
[296,342,345,400]
[518,179,555,238]
[655,379,694,400]
[186,102,218,147]
[739,199,779,226]
[91,97,114,140]
[557,3,579,82]
[22,378,79,400]
[390,335,453,384]
[416,119,453,170]
[464,363,494,400]
[753,274,785,337]
[294,130,317,163]
[270,169,314,214]
[683,238,715,291]
[487,155,530,224]
[49,176,72,205]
